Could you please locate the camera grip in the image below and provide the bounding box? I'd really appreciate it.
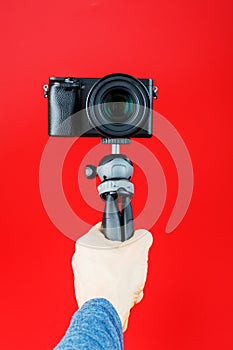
[48,84,78,136]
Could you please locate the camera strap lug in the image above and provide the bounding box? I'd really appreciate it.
[153,86,158,99]
[43,84,49,98]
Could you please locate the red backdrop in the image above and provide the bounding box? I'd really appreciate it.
[1,0,233,349]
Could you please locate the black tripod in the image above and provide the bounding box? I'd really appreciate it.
[85,139,134,241]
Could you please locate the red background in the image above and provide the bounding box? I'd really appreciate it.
[1,0,233,349]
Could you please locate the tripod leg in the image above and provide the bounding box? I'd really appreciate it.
[121,195,134,241]
[102,192,122,241]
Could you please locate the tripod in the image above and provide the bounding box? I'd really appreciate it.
[85,139,134,241]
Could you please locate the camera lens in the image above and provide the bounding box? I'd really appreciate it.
[101,88,136,122]
[86,74,150,138]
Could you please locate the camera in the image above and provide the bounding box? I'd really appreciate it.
[44,73,157,138]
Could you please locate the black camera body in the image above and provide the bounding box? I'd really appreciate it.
[45,73,155,138]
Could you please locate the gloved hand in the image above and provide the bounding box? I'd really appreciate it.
[72,223,153,331]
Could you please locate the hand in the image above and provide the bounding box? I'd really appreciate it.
[72,223,153,331]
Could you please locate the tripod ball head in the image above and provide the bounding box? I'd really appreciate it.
[97,154,133,181]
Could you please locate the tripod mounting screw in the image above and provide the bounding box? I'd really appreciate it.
[101,138,131,145]
[85,165,97,179]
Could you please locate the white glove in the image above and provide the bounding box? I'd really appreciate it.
[72,223,153,331]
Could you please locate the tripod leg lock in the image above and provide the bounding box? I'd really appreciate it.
[98,179,134,197]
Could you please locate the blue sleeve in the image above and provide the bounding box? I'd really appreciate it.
[54,298,123,350]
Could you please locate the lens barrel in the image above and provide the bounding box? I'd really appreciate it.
[86,73,150,137]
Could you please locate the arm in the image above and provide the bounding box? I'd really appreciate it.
[54,298,123,350]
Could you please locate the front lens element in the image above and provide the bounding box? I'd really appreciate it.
[102,89,136,122]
